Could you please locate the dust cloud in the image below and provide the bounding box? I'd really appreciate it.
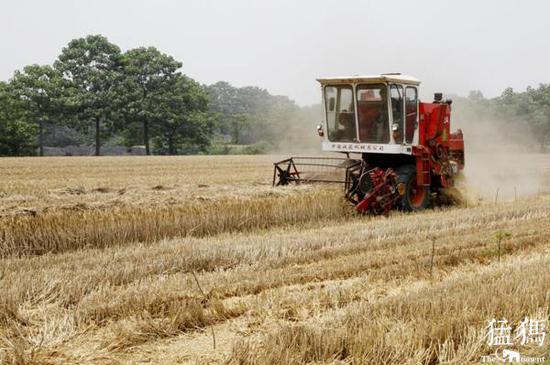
[452,103,547,201]
[273,104,328,156]
[273,99,549,201]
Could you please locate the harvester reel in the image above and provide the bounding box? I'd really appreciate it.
[274,164,293,186]
[358,171,374,194]
[273,157,362,187]
[273,158,434,215]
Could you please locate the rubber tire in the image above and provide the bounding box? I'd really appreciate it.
[396,165,430,211]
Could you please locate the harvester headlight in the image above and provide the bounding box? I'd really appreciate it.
[450,161,459,175]
[317,124,324,137]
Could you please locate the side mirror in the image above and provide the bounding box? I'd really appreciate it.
[328,97,335,111]
[317,123,324,137]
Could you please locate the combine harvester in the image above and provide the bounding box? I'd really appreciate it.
[274,74,465,214]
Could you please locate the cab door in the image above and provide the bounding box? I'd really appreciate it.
[389,84,404,144]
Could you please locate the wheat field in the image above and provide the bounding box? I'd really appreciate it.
[0,155,549,364]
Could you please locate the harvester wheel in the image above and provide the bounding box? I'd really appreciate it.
[396,165,430,211]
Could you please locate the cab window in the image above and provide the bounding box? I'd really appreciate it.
[325,85,356,142]
[356,84,389,143]
[405,86,418,144]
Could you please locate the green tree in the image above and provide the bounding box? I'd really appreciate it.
[207,81,302,150]
[54,34,123,156]
[151,75,212,154]
[234,86,271,144]
[121,47,182,155]
[207,82,271,144]
[228,113,250,144]
[492,85,550,151]
[206,81,242,140]
[468,90,484,101]
[525,84,550,151]
[0,81,38,156]
[9,65,65,156]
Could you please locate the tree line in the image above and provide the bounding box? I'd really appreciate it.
[2,34,549,156]
[0,34,316,156]
[453,86,550,152]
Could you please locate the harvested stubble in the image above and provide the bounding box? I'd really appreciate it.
[230,254,550,365]
[1,193,549,364]
[0,155,549,364]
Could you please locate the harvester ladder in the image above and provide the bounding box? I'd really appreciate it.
[419,150,431,187]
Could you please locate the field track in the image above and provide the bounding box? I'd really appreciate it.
[0,155,549,364]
